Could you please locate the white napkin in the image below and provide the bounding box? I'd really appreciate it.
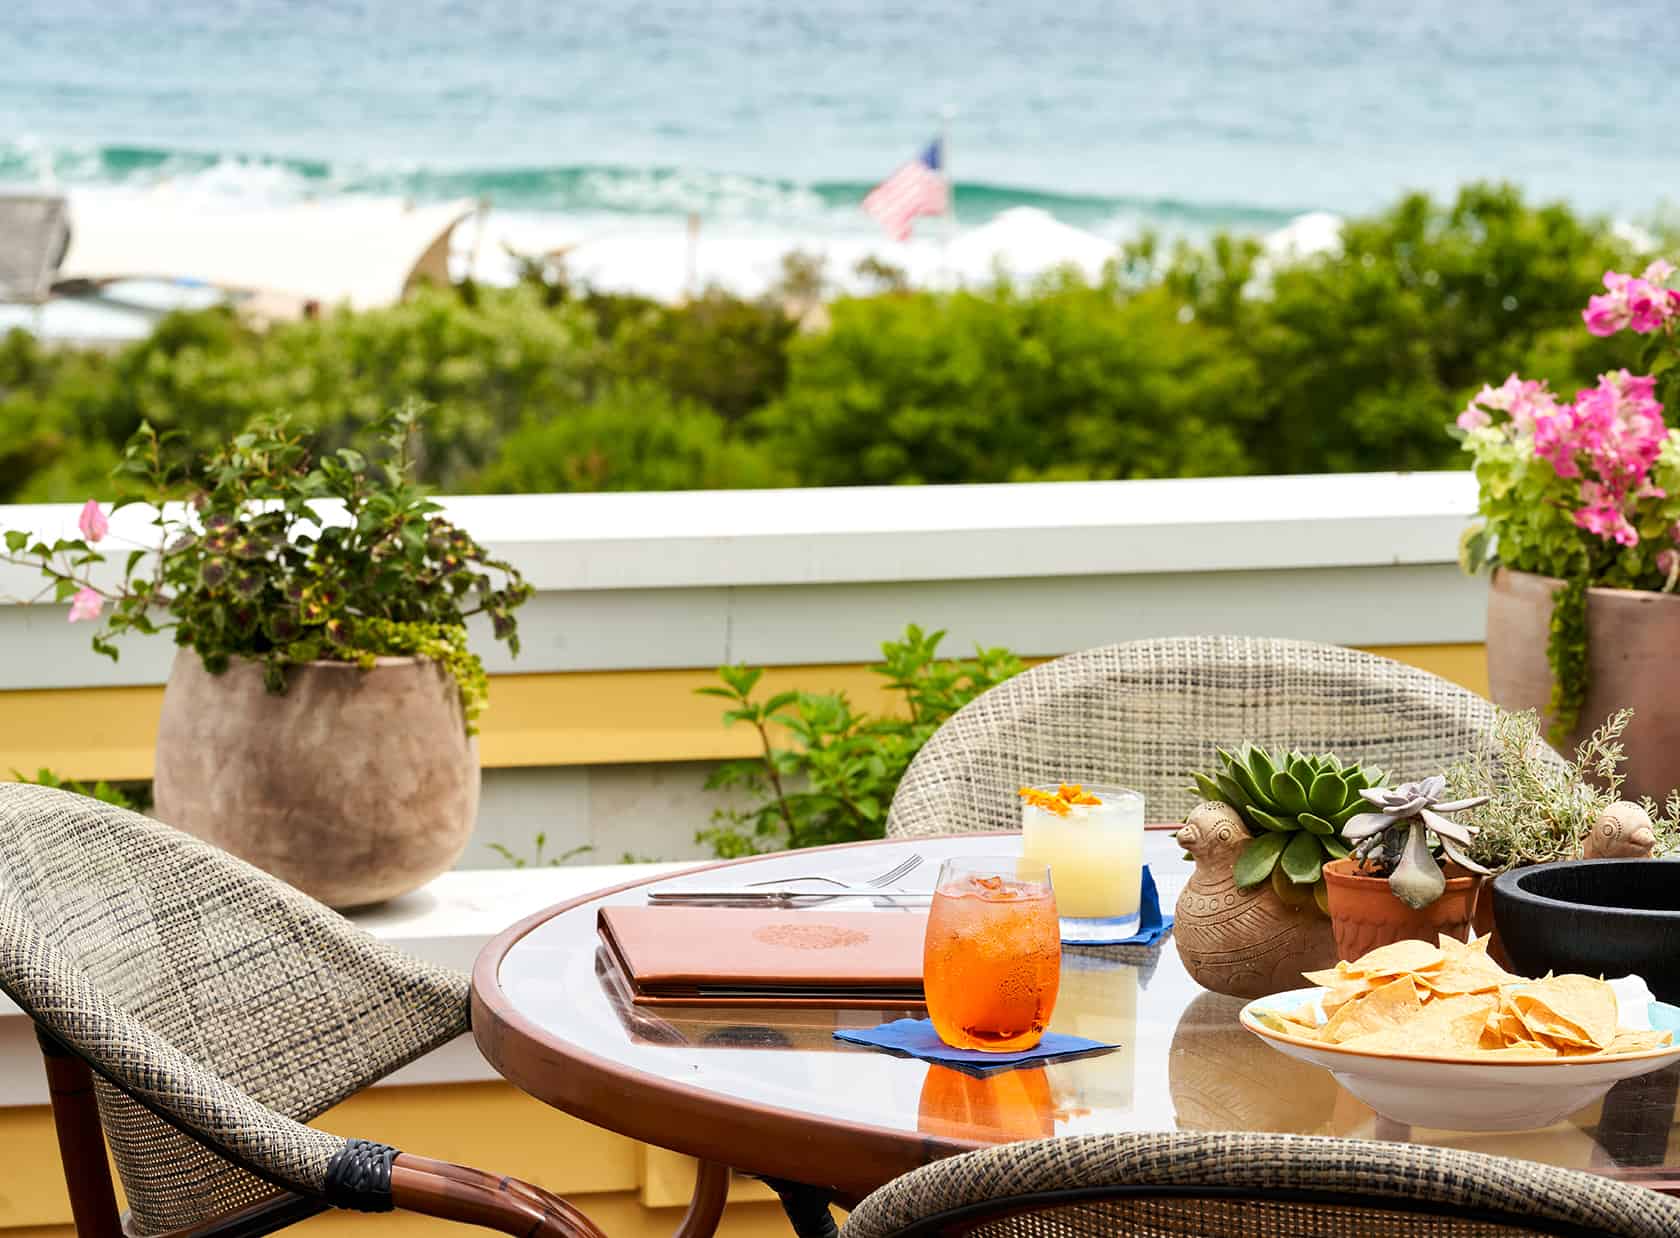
[1608,974,1655,1031]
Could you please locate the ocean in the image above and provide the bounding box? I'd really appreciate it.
[3,0,1676,300]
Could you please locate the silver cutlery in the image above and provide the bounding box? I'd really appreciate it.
[741,852,924,892]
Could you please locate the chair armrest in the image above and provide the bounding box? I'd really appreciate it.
[392,1154,608,1238]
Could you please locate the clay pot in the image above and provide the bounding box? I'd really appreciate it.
[1322,858,1481,961]
[1173,804,1339,998]
[1487,567,1680,803]
[152,650,479,908]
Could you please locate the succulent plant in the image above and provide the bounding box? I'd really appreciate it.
[1190,745,1387,913]
[1343,775,1490,910]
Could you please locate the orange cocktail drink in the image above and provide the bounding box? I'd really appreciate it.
[922,858,1061,1051]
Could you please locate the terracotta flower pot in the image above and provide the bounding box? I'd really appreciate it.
[152,649,480,908]
[1487,567,1680,802]
[1322,858,1481,961]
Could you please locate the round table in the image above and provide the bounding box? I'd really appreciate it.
[471,832,1680,1235]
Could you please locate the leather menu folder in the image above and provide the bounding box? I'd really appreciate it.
[597,904,928,1007]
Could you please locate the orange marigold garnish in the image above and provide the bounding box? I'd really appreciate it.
[1017,783,1103,816]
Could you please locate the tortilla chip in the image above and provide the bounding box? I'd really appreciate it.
[1349,939,1445,978]
[1609,1029,1674,1054]
[1507,975,1619,1051]
[1321,975,1424,1044]
[1285,937,1669,1064]
[1418,950,1515,997]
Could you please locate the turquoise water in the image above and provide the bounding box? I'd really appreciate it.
[4,0,1674,235]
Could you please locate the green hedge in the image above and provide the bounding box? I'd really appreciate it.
[0,183,1651,503]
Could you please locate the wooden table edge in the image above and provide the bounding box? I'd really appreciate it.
[471,835,998,1195]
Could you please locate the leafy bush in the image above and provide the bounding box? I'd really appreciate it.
[758,276,1255,485]
[9,767,150,811]
[474,381,788,493]
[697,625,1025,855]
[0,183,1663,504]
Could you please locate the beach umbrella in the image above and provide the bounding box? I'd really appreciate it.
[942,206,1115,284]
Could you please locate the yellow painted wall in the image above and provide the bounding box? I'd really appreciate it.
[0,643,1487,781]
[2,1081,801,1238]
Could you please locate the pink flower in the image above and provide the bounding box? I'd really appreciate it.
[67,588,103,623]
[77,499,108,544]
[1583,262,1680,336]
[1458,374,1560,432]
[1661,548,1680,580]
[1574,504,1638,546]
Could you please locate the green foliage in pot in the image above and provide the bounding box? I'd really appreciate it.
[1341,776,1489,909]
[1,404,530,731]
[698,625,1024,856]
[1190,746,1384,913]
[1448,707,1680,870]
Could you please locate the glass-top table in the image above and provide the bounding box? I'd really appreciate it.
[470,831,1680,1223]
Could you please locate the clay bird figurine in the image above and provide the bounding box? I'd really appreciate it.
[1583,801,1657,860]
[1173,801,1339,999]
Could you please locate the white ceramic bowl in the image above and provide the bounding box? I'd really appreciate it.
[1240,986,1680,1131]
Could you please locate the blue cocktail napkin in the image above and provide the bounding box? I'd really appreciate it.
[833,1018,1119,1076]
[1063,865,1173,947]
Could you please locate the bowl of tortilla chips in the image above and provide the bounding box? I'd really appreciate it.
[1239,935,1680,1130]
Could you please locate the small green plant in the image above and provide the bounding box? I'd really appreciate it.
[1450,707,1680,870]
[1,404,531,731]
[10,768,149,812]
[1191,746,1385,913]
[697,625,1025,856]
[487,833,595,868]
[1342,776,1489,909]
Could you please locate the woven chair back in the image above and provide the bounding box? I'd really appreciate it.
[0,783,468,1235]
[888,636,1517,838]
[840,1132,1680,1238]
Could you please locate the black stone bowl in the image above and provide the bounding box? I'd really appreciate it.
[1493,860,1680,1003]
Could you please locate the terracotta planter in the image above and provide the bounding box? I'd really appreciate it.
[152,650,480,908]
[1172,804,1339,997]
[1322,858,1481,961]
[1487,567,1680,802]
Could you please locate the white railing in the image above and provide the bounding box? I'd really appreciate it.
[0,471,1481,689]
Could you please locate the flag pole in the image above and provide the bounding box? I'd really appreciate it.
[939,103,957,285]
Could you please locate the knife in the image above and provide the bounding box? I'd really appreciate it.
[647,888,932,903]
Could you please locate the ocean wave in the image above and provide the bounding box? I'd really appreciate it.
[0,139,1306,235]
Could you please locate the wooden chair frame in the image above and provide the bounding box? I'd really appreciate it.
[37,1025,731,1238]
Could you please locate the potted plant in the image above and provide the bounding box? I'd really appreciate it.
[1458,258,1680,800]
[2,405,531,907]
[1174,746,1384,996]
[1324,777,1489,958]
[1445,707,1676,956]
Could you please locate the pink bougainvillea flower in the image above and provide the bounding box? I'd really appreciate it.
[1584,261,1680,337]
[67,587,103,623]
[1457,373,1560,432]
[1574,503,1638,547]
[77,499,108,544]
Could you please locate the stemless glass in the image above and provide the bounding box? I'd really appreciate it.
[1019,783,1146,942]
[922,857,1061,1051]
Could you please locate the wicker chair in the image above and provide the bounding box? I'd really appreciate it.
[0,782,622,1238]
[888,637,1518,838]
[839,1132,1680,1237]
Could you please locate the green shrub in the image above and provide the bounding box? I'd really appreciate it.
[758,276,1256,485]
[697,625,1025,855]
[472,381,789,493]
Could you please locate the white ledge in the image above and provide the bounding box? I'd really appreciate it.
[0,863,699,1106]
[1,471,1475,596]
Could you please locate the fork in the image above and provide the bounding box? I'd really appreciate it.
[742,852,924,892]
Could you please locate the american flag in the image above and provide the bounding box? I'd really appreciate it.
[862,140,948,242]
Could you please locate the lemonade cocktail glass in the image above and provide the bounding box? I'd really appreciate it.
[1019,783,1146,942]
[922,857,1061,1052]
